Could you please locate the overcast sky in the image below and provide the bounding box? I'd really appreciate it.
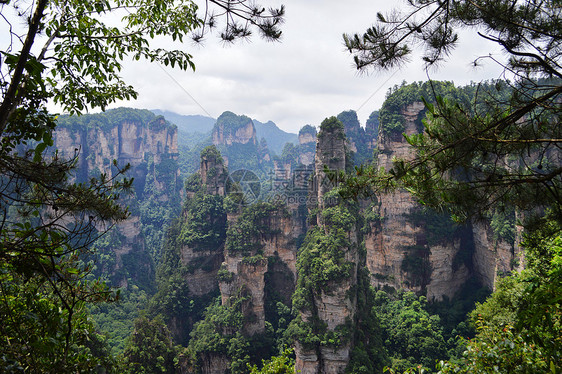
[114,0,512,133]
[3,1,508,134]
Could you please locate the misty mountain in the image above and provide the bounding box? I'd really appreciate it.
[150,109,215,134]
[151,109,297,155]
[252,119,298,154]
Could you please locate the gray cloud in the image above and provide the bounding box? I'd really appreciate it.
[112,0,507,133]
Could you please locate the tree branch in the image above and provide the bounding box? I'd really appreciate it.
[477,32,562,79]
[0,0,49,135]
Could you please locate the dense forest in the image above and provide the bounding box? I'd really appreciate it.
[1,0,560,373]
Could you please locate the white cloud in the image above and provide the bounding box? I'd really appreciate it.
[110,0,508,133]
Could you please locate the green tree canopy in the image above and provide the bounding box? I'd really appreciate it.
[1,0,284,129]
[343,0,560,75]
[343,0,561,225]
[122,316,179,374]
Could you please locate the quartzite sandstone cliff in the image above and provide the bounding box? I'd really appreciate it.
[54,110,179,287]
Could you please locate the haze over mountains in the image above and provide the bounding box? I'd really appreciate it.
[151,109,298,155]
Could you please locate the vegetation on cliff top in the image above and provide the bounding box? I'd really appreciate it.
[226,202,288,256]
[57,108,160,131]
[317,116,345,138]
[215,111,255,132]
[299,125,317,137]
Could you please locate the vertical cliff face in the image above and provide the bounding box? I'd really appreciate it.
[210,111,272,172]
[53,109,180,288]
[368,103,427,293]
[365,101,471,299]
[184,199,302,373]
[365,110,379,150]
[294,117,360,374]
[336,110,361,153]
[219,203,300,336]
[179,146,227,299]
[313,118,346,215]
[200,146,228,196]
[472,221,524,290]
[297,125,317,166]
[183,145,305,372]
[184,119,368,373]
[55,114,178,196]
[153,146,228,346]
[366,100,521,299]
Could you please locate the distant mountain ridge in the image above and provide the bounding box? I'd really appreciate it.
[150,109,215,134]
[150,109,297,155]
[252,118,298,154]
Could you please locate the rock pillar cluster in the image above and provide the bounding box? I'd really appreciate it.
[294,117,360,374]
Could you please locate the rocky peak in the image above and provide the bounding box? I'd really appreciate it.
[336,109,378,165]
[298,125,317,145]
[316,117,346,170]
[337,110,362,153]
[378,101,424,170]
[314,117,346,210]
[366,110,379,134]
[212,111,258,146]
[294,117,360,373]
[199,145,227,196]
[258,137,271,163]
[297,125,317,166]
[337,110,361,133]
[365,110,379,149]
